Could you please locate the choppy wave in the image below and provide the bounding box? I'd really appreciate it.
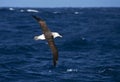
[0,8,39,13]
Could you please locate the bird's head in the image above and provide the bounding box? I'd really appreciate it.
[34,36,39,40]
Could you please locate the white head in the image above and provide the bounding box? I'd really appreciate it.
[52,32,62,38]
[34,36,39,40]
[34,34,45,40]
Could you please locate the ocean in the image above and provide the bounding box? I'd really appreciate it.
[0,7,120,82]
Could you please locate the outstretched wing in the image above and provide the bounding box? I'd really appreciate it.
[32,15,58,66]
[47,37,58,66]
[32,15,51,33]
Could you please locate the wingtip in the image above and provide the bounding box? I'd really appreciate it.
[32,15,44,21]
[53,60,58,67]
[32,15,36,18]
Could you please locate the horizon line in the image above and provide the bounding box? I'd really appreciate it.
[0,6,120,8]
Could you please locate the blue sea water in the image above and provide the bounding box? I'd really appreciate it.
[0,7,120,82]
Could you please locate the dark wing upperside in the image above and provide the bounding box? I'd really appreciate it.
[32,15,51,33]
[32,15,58,66]
[46,36,58,66]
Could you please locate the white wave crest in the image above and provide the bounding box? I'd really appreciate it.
[53,11,60,14]
[27,9,39,13]
[20,9,25,12]
[74,12,79,14]
[9,8,15,11]
[67,69,78,72]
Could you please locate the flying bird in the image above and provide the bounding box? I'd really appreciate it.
[32,15,62,66]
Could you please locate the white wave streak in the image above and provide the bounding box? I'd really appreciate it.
[9,8,15,11]
[27,9,39,13]
[74,12,79,14]
[20,9,25,12]
[53,11,60,14]
[67,69,78,72]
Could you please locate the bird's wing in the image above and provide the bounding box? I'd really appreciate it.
[46,36,58,66]
[32,15,51,33]
[32,15,58,66]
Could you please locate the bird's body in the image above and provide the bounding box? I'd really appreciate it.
[32,16,62,66]
[34,32,62,40]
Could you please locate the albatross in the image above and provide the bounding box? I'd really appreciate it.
[32,15,62,66]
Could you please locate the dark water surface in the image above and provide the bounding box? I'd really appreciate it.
[0,7,120,82]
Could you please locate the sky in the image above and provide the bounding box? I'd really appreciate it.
[0,0,120,8]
